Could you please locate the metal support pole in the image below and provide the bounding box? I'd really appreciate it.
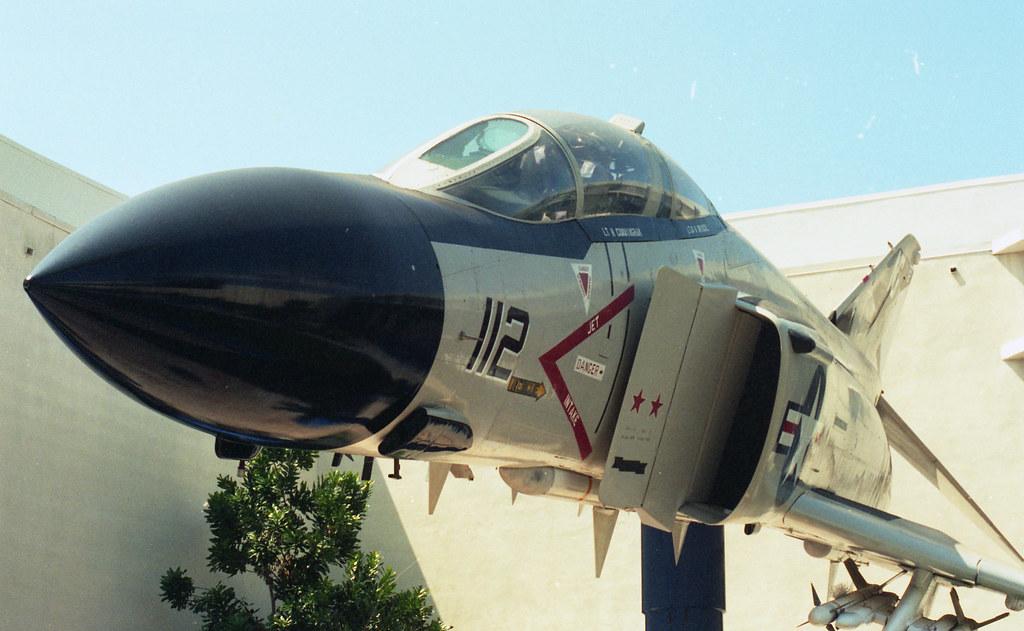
[641,523,725,631]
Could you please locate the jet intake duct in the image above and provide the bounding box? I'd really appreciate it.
[596,267,894,532]
[377,407,473,459]
[599,269,762,530]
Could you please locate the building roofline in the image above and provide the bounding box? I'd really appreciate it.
[727,172,1024,221]
[0,187,74,234]
[0,132,126,201]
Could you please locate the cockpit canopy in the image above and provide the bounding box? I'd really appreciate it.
[379,111,716,223]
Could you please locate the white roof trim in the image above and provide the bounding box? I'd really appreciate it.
[0,188,74,234]
[0,133,125,200]
[727,173,1024,221]
[992,228,1024,255]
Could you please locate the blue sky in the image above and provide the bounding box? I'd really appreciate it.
[2,1,1022,212]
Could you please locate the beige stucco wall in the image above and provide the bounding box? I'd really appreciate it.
[1,137,1022,629]
[728,173,1024,269]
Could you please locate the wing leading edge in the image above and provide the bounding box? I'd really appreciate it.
[783,488,1024,605]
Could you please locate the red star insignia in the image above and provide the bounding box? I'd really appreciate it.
[650,395,663,417]
[630,390,645,413]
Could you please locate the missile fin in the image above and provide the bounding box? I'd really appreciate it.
[950,587,965,621]
[843,558,869,591]
[593,506,619,578]
[428,462,451,515]
[672,521,690,564]
[510,488,518,505]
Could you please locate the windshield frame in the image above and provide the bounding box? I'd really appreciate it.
[378,115,543,192]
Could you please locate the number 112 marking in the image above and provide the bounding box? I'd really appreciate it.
[466,298,530,381]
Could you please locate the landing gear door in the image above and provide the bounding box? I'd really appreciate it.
[599,267,749,531]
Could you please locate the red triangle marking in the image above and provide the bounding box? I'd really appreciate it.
[578,271,590,297]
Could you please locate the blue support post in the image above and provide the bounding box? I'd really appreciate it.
[641,523,725,630]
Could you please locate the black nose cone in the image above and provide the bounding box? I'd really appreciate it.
[25,168,444,448]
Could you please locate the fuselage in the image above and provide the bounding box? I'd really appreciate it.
[23,111,893,531]
[382,192,893,522]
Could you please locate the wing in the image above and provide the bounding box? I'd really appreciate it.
[878,396,1024,565]
[780,396,1024,604]
[782,488,1024,603]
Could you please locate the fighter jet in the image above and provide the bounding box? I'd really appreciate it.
[23,111,1024,628]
